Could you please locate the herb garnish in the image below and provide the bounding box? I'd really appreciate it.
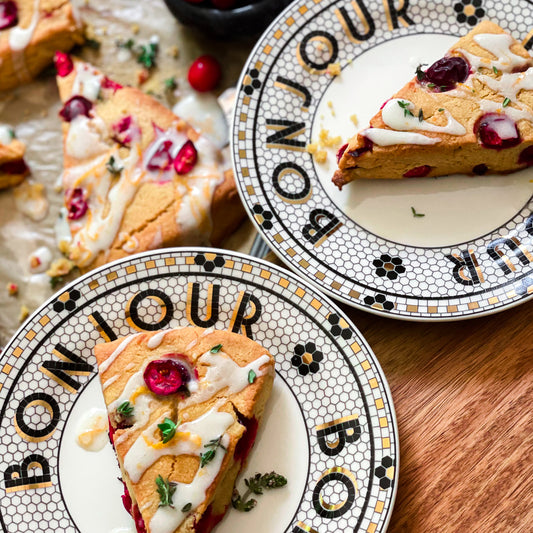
[117,38,135,50]
[158,417,178,444]
[164,77,177,90]
[411,207,425,218]
[493,66,499,75]
[117,401,134,417]
[106,155,123,177]
[156,475,176,508]
[248,369,256,384]
[210,344,223,353]
[427,82,436,89]
[137,42,159,69]
[398,100,414,117]
[85,38,101,50]
[438,108,444,112]
[181,503,192,513]
[418,108,424,122]
[415,64,426,81]
[200,436,226,468]
[502,97,511,107]
[232,472,287,512]
[49,276,64,289]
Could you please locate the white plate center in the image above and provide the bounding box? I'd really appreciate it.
[313,33,533,247]
[59,375,308,532]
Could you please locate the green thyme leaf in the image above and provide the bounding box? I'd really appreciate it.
[502,97,511,107]
[106,155,123,177]
[49,276,64,289]
[493,66,499,74]
[397,100,414,117]
[232,472,287,512]
[415,64,426,81]
[158,417,178,444]
[210,344,223,353]
[164,77,177,90]
[137,42,159,69]
[427,82,436,89]
[117,401,134,417]
[117,38,135,50]
[181,503,192,513]
[200,436,226,468]
[8,128,15,140]
[438,108,444,112]
[418,108,424,122]
[248,369,256,384]
[411,206,425,218]
[156,475,176,508]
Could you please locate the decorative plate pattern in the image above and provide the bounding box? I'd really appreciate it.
[0,249,397,533]
[232,0,533,320]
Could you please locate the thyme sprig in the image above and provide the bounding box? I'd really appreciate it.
[200,435,226,468]
[232,472,288,512]
[158,417,179,444]
[155,475,176,508]
[397,100,414,118]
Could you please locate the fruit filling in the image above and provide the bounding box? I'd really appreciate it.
[419,56,470,92]
[66,188,88,220]
[403,165,432,178]
[0,1,17,30]
[174,140,198,175]
[348,137,373,158]
[111,116,140,147]
[518,145,533,166]
[59,96,93,122]
[147,140,173,171]
[475,113,521,149]
[54,52,74,78]
[143,356,193,396]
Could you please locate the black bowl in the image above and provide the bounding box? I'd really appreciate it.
[163,0,294,39]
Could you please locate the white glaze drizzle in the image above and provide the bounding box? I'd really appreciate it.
[9,0,40,51]
[66,115,109,160]
[147,330,169,349]
[29,246,52,274]
[362,128,441,146]
[381,99,466,135]
[100,333,141,374]
[476,68,533,102]
[180,350,271,408]
[76,407,109,452]
[0,125,13,145]
[184,326,215,352]
[103,374,120,390]
[71,64,104,102]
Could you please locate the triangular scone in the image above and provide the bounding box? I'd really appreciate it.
[0,125,29,188]
[94,327,275,533]
[333,21,533,187]
[0,0,83,90]
[55,55,244,271]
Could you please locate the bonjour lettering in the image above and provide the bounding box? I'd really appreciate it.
[3,283,363,527]
[264,1,533,288]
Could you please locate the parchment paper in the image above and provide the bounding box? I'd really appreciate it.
[0,0,256,344]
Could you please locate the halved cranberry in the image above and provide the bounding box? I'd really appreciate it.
[174,140,198,175]
[54,51,74,77]
[472,164,488,175]
[0,1,18,30]
[518,145,533,166]
[102,76,123,92]
[66,188,88,220]
[0,159,28,175]
[348,137,373,158]
[59,96,93,122]
[121,480,132,514]
[475,113,520,150]
[423,56,470,91]
[403,165,432,178]
[111,116,140,147]
[147,140,173,171]
[336,143,348,163]
[234,413,258,462]
[143,358,191,395]
[132,504,147,533]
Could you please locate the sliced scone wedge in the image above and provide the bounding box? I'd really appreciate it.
[94,327,275,533]
[0,124,29,188]
[334,21,533,187]
[55,54,244,271]
[0,0,83,90]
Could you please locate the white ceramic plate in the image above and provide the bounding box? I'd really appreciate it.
[232,0,533,320]
[0,248,397,533]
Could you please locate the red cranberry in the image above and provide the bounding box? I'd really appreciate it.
[348,137,373,158]
[472,164,488,175]
[211,0,236,8]
[403,165,432,178]
[54,51,74,78]
[66,188,88,220]
[101,77,123,92]
[143,357,191,396]
[121,480,132,514]
[336,143,348,163]
[188,55,222,92]
[423,56,469,91]
[518,145,533,166]
[234,414,258,462]
[195,505,225,533]
[0,159,28,175]
[147,140,173,171]
[475,113,520,150]
[59,96,93,122]
[132,504,147,533]
[0,1,18,30]
[174,140,198,175]
[112,116,140,147]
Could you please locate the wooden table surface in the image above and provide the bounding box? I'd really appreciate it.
[339,299,533,532]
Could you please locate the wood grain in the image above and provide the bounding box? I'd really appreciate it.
[343,300,533,532]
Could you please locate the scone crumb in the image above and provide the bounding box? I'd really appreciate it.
[137,68,150,85]
[306,142,318,154]
[58,240,71,255]
[319,128,341,148]
[19,305,29,323]
[7,283,18,297]
[315,150,327,164]
[29,256,41,270]
[168,45,180,58]
[47,258,75,278]
[326,63,341,76]
[131,23,140,35]
[350,114,358,126]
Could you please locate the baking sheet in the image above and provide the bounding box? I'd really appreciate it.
[0,0,256,344]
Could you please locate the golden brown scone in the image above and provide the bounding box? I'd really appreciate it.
[0,0,83,91]
[0,125,29,188]
[95,327,275,533]
[334,21,533,186]
[55,56,245,272]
